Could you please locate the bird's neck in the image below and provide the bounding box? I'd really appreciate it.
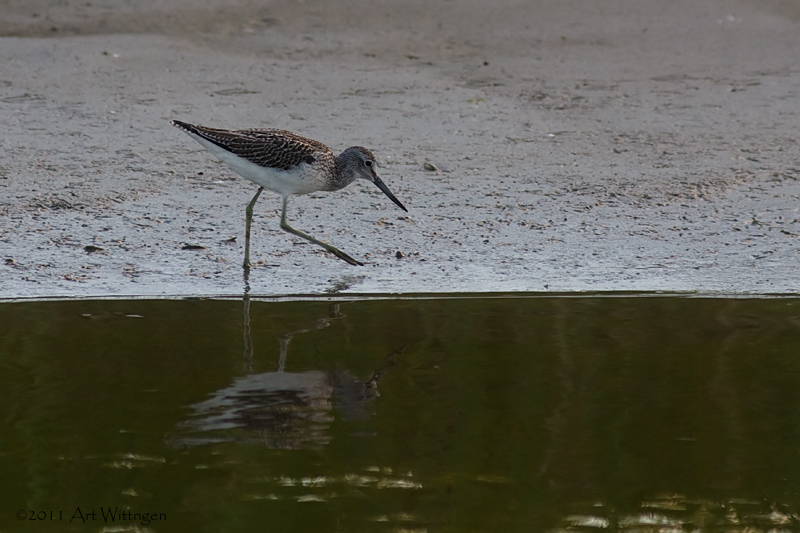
[332,154,358,191]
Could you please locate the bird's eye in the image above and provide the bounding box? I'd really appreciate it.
[364,160,373,168]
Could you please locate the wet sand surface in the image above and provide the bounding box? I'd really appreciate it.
[1,0,799,298]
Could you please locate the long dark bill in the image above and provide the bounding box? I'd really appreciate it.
[373,176,408,212]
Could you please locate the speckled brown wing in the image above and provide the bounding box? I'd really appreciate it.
[172,121,331,170]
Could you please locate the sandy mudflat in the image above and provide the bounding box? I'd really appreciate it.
[1,0,798,298]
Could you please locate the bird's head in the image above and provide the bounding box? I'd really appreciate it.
[341,146,408,212]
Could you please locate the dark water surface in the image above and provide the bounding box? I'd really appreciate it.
[2,296,800,532]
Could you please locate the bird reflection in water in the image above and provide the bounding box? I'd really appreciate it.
[172,290,402,449]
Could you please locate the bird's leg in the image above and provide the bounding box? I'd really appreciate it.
[243,187,264,269]
[279,197,364,266]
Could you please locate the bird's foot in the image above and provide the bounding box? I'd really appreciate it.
[325,246,363,266]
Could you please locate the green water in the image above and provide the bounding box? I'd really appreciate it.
[2,296,800,532]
